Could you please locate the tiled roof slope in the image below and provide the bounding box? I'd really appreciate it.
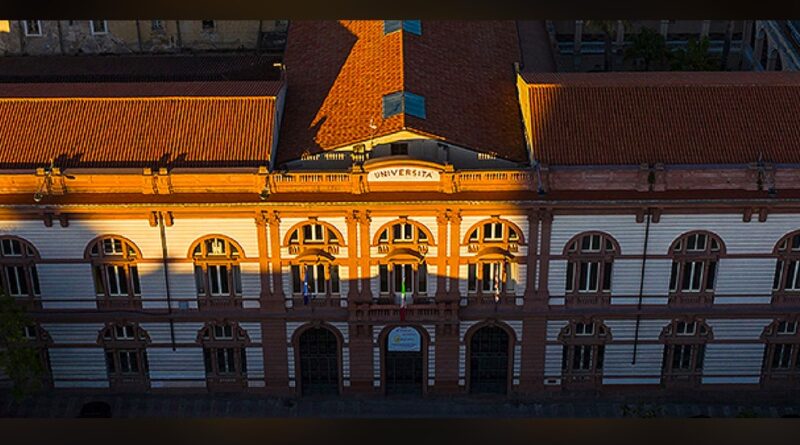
[402,21,526,163]
[520,72,800,166]
[0,81,281,169]
[276,20,526,164]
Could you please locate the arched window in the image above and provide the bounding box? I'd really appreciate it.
[760,318,800,385]
[668,231,723,306]
[660,318,711,385]
[99,322,150,390]
[563,232,617,306]
[190,236,243,309]
[0,237,41,302]
[463,218,524,305]
[558,319,610,387]
[198,322,250,389]
[86,236,142,309]
[374,219,434,305]
[771,231,800,305]
[286,221,341,253]
[285,221,343,306]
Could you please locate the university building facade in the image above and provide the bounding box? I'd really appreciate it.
[1,20,800,397]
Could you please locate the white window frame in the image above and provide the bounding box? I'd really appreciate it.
[23,20,42,37]
[777,321,798,335]
[676,321,697,336]
[115,325,135,340]
[577,261,600,293]
[681,261,704,292]
[303,224,325,243]
[575,322,595,336]
[483,222,503,242]
[786,261,800,291]
[393,223,414,242]
[90,20,108,35]
[207,264,230,296]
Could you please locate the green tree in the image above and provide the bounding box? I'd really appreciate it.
[624,27,670,71]
[670,37,720,71]
[0,292,44,401]
[584,20,624,72]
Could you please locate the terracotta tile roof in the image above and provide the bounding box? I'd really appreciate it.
[0,82,281,169]
[520,72,800,166]
[276,20,526,165]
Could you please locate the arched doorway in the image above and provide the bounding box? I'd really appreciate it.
[384,326,424,395]
[298,327,340,396]
[469,325,510,394]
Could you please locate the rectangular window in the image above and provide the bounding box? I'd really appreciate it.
[1,239,21,256]
[581,234,601,252]
[383,20,402,34]
[151,20,164,31]
[681,261,704,292]
[23,20,42,36]
[103,238,123,255]
[772,344,794,369]
[778,321,798,335]
[202,20,215,31]
[786,261,800,291]
[390,143,408,156]
[379,265,389,294]
[90,20,108,35]
[5,265,28,296]
[705,261,717,291]
[672,344,693,370]
[315,264,325,295]
[203,349,213,373]
[669,262,679,292]
[578,262,599,292]
[575,323,594,336]
[676,321,696,336]
[232,265,242,295]
[217,348,235,374]
[303,224,324,242]
[686,233,707,251]
[194,265,206,295]
[572,345,593,371]
[130,266,141,295]
[208,265,229,296]
[118,350,139,374]
[774,260,784,290]
[106,351,116,374]
[417,263,427,294]
[565,262,574,292]
[404,92,426,119]
[330,265,340,294]
[291,265,302,294]
[483,222,503,241]
[467,264,477,292]
[105,265,128,296]
[382,92,404,118]
[402,20,422,35]
[115,325,134,339]
[505,262,516,292]
[602,261,613,292]
[382,92,426,119]
[482,262,502,293]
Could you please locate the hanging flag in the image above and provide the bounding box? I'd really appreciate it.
[399,267,407,322]
[302,266,310,305]
[494,263,501,304]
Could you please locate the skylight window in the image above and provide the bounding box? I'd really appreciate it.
[382,91,427,119]
[383,20,422,36]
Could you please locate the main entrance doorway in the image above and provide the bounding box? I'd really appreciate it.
[469,325,509,394]
[384,326,424,396]
[298,327,339,396]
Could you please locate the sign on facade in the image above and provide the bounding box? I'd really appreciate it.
[387,326,421,352]
[367,167,440,183]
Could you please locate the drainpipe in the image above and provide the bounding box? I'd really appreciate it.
[158,211,177,351]
[631,207,651,365]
